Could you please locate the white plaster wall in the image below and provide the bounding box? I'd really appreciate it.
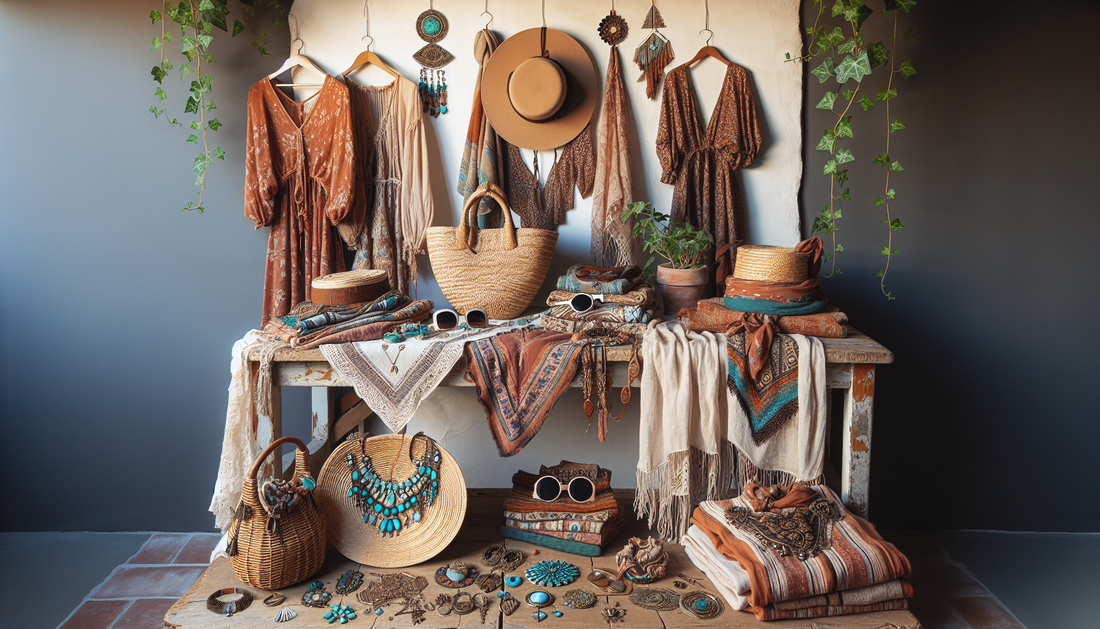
[290,0,802,487]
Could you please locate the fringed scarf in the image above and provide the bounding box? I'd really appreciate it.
[591,45,635,267]
[457,30,504,219]
[725,314,800,444]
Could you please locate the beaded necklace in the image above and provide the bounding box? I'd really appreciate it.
[346,432,441,537]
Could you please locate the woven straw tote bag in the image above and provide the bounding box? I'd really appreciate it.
[227,436,326,590]
[427,182,558,318]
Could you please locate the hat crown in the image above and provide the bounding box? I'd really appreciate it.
[509,57,567,122]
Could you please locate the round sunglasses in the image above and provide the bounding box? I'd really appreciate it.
[433,308,489,330]
[550,293,606,314]
[532,475,596,503]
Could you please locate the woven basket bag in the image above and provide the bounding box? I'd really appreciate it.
[426,182,558,319]
[227,436,326,590]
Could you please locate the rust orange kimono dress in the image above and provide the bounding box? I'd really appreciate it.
[244,75,356,326]
[657,63,761,284]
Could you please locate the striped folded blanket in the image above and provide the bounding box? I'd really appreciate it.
[503,519,623,546]
[504,509,618,523]
[504,517,611,533]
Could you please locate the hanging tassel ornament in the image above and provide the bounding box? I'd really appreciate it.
[437,69,448,116]
[633,1,674,99]
[413,2,454,118]
[419,68,430,114]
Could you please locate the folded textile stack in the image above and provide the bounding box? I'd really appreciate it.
[262,290,433,349]
[542,264,660,334]
[680,299,849,338]
[684,482,913,621]
[722,237,828,316]
[501,461,625,556]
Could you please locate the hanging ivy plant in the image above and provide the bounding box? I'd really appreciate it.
[789,0,918,299]
[149,0,287,213]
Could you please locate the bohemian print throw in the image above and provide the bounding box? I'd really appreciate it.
[727,332,800,445]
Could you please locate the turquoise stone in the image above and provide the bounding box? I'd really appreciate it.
[368,514,376,524]
[423,16,441,35]
[375,609,383,615]
[367,496,372,503]
[397,504,405,512]
[553,611,563,617]
[534,611,547,622]
[529,591,550,604]
[383,508,390,516]
[695,600,707,610]
[440,105,448,114]
[348,488,355,497]
[351,470,358,480]
[505,576,522,587]
[412,512,420,522]
[419,466,426,474]
[373,503,382,513]
[411,496,417,504]
[302,478,314,489]
[446,568,464,581]
[430,469,437,480]
[394,519,401,531]
[383,491,396,507]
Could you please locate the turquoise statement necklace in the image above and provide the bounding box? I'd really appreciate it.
[346,432,441,536]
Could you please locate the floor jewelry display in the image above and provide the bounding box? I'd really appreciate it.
[500,592,520,616]
[436,561,480,588]
[302,581,332,608]
[679,591,724,620]
[356,572,429,610]
[602,602,628,626]
[323,603,357,624]
[205,588,253,617]
[629,586,681,611]
[562,588,597,609]
[525,560,580,586]
[481,543,526,572]
[335,569,364,594]
[588,568,632,595]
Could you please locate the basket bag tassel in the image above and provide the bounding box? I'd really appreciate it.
[227,436,327,590]
[427,182,558,319]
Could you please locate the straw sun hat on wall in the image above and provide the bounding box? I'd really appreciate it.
[482,27,598,151]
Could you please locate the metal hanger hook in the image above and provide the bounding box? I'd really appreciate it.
[289,13,304,54]
[700,28,713,46]
[481,0,493,29]
[361,0,372,48]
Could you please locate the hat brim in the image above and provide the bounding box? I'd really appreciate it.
[482,27,598,151]
[316,434,467,568]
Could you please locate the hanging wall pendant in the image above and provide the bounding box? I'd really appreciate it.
[414,8,454,70]
[598,11,628,46]
[633,2,674,99]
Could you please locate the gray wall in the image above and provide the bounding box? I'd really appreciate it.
[1,0,1096,532]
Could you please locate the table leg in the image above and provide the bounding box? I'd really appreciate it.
[841,364,875,518]
[249,361,282,482]
[307,387,335,475]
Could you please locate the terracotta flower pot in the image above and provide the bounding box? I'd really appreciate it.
[656,263,708,314]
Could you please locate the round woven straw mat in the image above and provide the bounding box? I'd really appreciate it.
[312,269,387,289]
[316,434,467,568]
[733,245,810,283]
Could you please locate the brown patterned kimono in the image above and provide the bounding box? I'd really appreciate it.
[657,63,761,278]
[244,75,355,327]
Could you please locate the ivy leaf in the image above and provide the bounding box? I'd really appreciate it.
[842,89,854,101]
[816,91,838,110]
[904,26,920,45]
[893,248,900,255]
[874,197,884,206]
[875,269,884,277]
[201,54,216,64]
[876,86,898,101]
[886,188,897,200]
[889,218,906,231]
[891,160,905,174]
[200,0,229,32]
[191,121,200,130]
[150,65,168,83]
[840,188,852,202]
[844,4,874,28]
[833,207,843,219]
[232,19,246,37]
[835,148,855,164]
[881,246,890,256]
[811,57,836,83]
[187,134,199,144]
[213,147,226,160]
[823,159,838,175]
[149,105,159,117]
[831,0,845,17]
[835,169,849,186]
[208,118,222,131]
[836,244,844,252]
[181,35,198,52]
[859,94,875,110]
[163,31,172,44]
[816,129,837,152]
[891,117,906,132]
[900,60,917,78]
[185,96,200,114]
[192,154,208,175]
[836,116,853,139]
[873,152,890,167]
[151,9,162,24]
[834,51,872,84]
[815,27,845,52]
[151,36,162,50]
[869,42,890,68]
[205,98,217,111]
[885,0,916,13]
[838,38,856,54]
[197,34,213,49]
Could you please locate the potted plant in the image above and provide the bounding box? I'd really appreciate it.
[621,201,714,313]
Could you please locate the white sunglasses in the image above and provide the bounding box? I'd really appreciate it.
[551,294,606,313]
[433,308,489,330]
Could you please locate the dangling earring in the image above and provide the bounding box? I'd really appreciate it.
[419,68,430,114]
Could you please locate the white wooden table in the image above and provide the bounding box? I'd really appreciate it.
[246,329,892,517]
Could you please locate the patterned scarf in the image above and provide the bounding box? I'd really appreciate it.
[457,29,504,219]
[726,327,800,445]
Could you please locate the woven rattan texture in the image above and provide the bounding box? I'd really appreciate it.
[733,245,810,283]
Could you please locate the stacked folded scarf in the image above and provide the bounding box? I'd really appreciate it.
[680,300,849,339]
[556,264,644,294]
[262,291,433,349]
[546,265,659,333]
[501,462,625,555]
[724,237,828,316]
[685,482,913,621]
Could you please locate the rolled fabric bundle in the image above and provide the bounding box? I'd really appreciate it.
[556,263,643,295]
[547,283,657,307]
[548,303,650,324]
[679,301,848,338]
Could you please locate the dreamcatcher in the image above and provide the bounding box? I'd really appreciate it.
[633,0,674,99]
[414,2,453,117]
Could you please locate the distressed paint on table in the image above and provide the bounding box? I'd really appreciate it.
[164,492,918,629]
[245,329,891,518]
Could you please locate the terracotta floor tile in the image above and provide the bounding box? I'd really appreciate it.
[174,533,221,564]
[127,533,190,564]
[944,595,1027,629]
[880,530,955,564]
[906,597,971,629]
[911,562,989,597]
[111,597,179,629]
[91,566,206,598]
[58,599,131,629]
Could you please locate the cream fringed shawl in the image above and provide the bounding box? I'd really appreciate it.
[635,322,732,543]
[209,331,286,532]
[591,45,635,267]
[635,323,827,543]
